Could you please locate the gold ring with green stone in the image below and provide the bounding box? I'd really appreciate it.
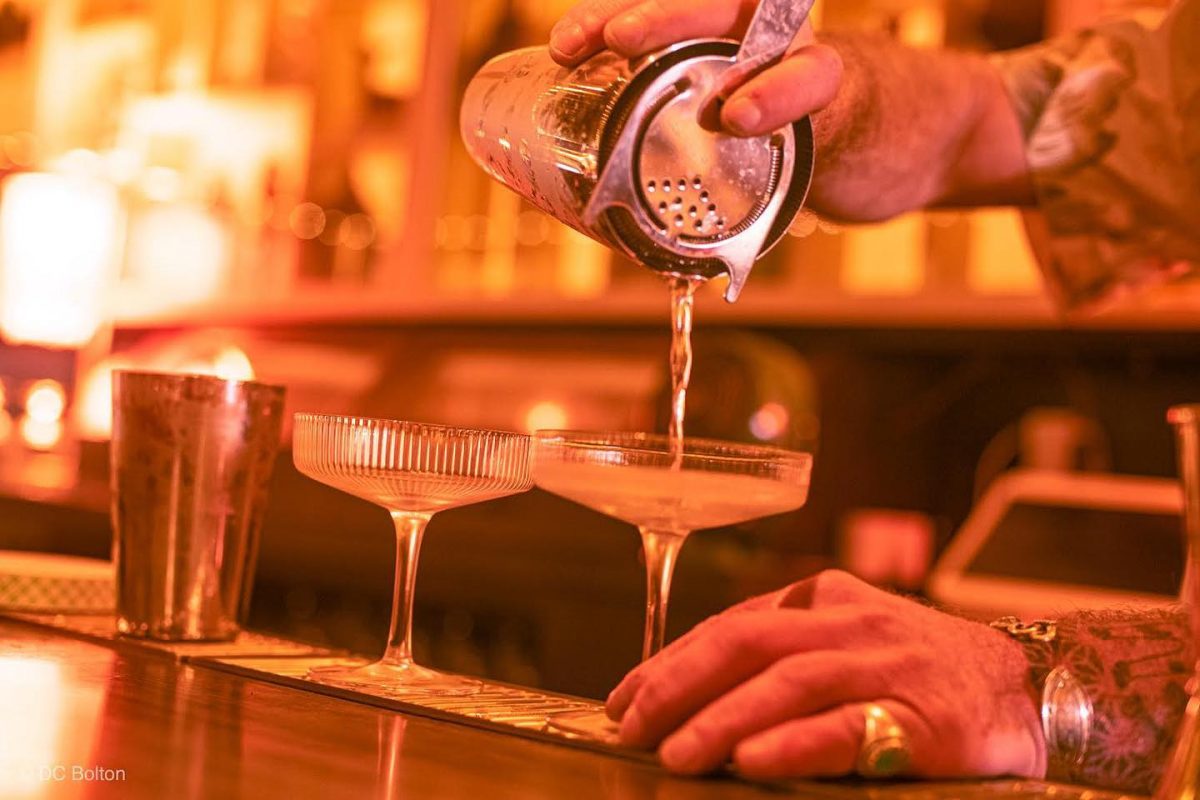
[855,704,912,778]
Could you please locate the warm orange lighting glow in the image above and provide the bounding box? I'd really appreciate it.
[340,213,377,250]
[169,346,257,383]
[842,214,926,295]
[0,657,63,798]
[120,90,312,228]
[318,209,346,245]
[897,2,946,48]
[20,417,64,451]
[104,148,140,185]
[75,358,130,441]
[967,209,1041,294]
[2,132,37,168]
[840,510,934,590]
[212,346,255,381]
[435,215,471,251]
[141,166,183,202]
[361,0,428,98]
[0,381,9,444]
[177,360,214,376]
[481,187,517,295]
[0,173,120,348]
[515,210,550,247]
[289,202,325,240]
[523,401,569,433]
[72,347,252,443]
[125,204,230,306]
[749,402,790,442]
[557,227,610,298]
[24,379,66,424]
[54,148,105,178]
[787,209,820,238]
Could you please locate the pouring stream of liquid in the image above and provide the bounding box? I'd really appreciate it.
[668,277,701,468]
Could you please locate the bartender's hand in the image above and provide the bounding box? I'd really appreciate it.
[606,570,1046,780]
[548,1,1033,221]
[549,0,841,138]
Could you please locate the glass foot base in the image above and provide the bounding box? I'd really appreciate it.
[306,660,482,697]
[546,709,620,744]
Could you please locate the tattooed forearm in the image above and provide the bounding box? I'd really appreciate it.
[1044,607,1191,794]
[991,4,1200,311]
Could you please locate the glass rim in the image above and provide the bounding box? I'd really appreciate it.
[532,429,812,466]
[293,412,530,441]
[113,369,285,394]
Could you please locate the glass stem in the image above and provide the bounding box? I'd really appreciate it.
[639,528,687,662]
[379,512,430,667]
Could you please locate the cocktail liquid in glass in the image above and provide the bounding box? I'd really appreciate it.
[532,431,812,739]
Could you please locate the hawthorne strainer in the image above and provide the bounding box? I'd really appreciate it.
[460,0,816,301]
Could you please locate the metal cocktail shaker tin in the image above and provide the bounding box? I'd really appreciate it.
[460,40,814,302]
[111,371,285,641]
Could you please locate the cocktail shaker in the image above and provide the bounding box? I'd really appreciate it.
[111,371,285,641]
[459,1,815,302]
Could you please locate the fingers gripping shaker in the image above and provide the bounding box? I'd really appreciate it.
[459,0,816,302]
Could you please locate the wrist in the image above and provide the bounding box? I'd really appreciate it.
[938,57,1036,208]
[990,616,1094,782]
[809,32,876,174]
[989,621,1050,778]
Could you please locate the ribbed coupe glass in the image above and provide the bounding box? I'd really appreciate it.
[293,413,533,695]
[532,430,813,738]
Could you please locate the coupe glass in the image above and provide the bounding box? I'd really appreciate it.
[293,413,533,695]
[532,431,813,738]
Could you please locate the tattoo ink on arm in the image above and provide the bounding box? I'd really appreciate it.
[1047,608,1191,794]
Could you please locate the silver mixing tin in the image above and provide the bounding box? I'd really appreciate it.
[460,40,814,302]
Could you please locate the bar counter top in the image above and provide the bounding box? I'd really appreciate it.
[0,619,1135,800]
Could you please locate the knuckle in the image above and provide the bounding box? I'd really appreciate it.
[810,569,864,605]
[775,577,815,608]
[635,674,671,711]
[853,607,902,641]
[818,568,858,591]
[890,647,928,675]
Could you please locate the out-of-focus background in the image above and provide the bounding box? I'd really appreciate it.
[0,0,1191,699]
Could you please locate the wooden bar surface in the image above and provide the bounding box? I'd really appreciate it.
[0,620,825,799]
[0,620,1130,800]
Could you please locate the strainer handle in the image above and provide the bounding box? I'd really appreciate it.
[714,0,817,101]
